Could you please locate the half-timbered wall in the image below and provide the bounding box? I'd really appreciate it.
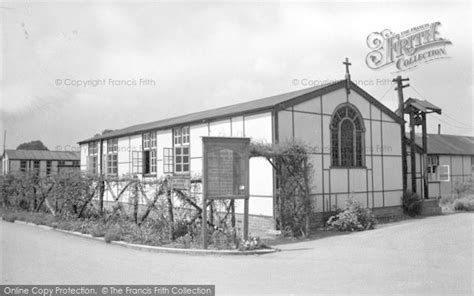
[277,88,403,213]
[79,112,274,217]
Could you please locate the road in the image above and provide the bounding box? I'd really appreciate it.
[1,213,472,295]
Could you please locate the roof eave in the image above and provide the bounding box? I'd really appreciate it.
[78,81,348,145]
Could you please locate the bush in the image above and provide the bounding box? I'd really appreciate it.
[175,233,193,249]
[326,197,376,232]
[2,213,17,223]
[239,236,266,251]
[453,197,474,211]
[172,220,189,239]
[18,199,30,211]
[104,225,122,243]
[402,191,422,217]
[90,224,106,237]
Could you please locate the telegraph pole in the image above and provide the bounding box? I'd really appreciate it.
[393,76,410,193]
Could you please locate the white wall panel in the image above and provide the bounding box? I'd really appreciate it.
[190,158,202,176]
[384,191,402,206]
[371,120,382,155]
[157,129,172,160]
[330,169,348,193]
[249,197,273,216]
[244,112,272,142]
[371,104,382,121]
[321,88,346,114]
[382,122,402,155]
[209,119,231,137]
[293,96,321,113]
[190,124,208,158]
[321,115,331,153]
[249,157,273,197]
[294,112,319,145]
[383,157,403,190]
[349,169,367,192]
[231,116,245,137]
[277,110,293,142]
[348,92,371,119]
[80,144,88,168]
[372,156,383,191]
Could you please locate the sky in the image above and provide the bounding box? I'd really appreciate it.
[0,0,472,152]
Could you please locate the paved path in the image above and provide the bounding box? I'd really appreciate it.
[1,213,472,295]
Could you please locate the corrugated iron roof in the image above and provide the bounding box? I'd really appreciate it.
[414,134,474,155]
[405,98,442,113]
[4,149,80,160]
[78,79,403,144]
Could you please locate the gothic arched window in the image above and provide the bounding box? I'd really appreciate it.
[331,104,365,167]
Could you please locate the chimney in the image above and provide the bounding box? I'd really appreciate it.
[438,124,441,135]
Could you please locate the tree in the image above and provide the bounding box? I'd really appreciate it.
[17,140,49,151]
[93,129,115,138]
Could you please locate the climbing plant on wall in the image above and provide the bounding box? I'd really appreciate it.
[250,140,313,237]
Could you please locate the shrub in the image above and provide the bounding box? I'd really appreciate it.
[176,233,193,249]
[402,191,422,217]
[239,236,266,251]
[18,199,30,211]
[210,231,231,250]
[2,213,17,223]
[104,225,122,243]
[453,197,474,211]
[90,224,106,237]
[172,220,189,239]
[326,197,376,232]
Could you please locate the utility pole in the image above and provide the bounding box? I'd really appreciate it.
[393,76,410,193]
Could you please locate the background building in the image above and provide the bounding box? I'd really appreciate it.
[409,134,474,199]
[1,149,80,177]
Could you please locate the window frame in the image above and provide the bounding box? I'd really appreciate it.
[142,131,157,175]
[132,151,143,175]
[33,160,40,175]
[163,148,174,174]
[87,141,99,174]
[427,155,439,182]
[46,160,52,176]
[104,138,118,176]
[173,126,190,174]
[438,165,450,182]
[20,160,27,172]
[330,104,366,168]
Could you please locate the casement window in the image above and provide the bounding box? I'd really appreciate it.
[174,127,190,174]
[427,155,439,181]
[106,138,118,176]
[20,160,27,172]
[46,161,52,176]
[88,142,98,155]
[132,151,143,174]
[438,165,450,182]
[163,148,174,174]
[33,160,40,175]
[143,132,157,174]
[331,104,365,167]
[87,141,98,174]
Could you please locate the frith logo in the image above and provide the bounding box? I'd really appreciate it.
[366,22,452,72]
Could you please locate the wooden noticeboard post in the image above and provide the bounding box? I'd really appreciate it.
[202,137,250,249]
